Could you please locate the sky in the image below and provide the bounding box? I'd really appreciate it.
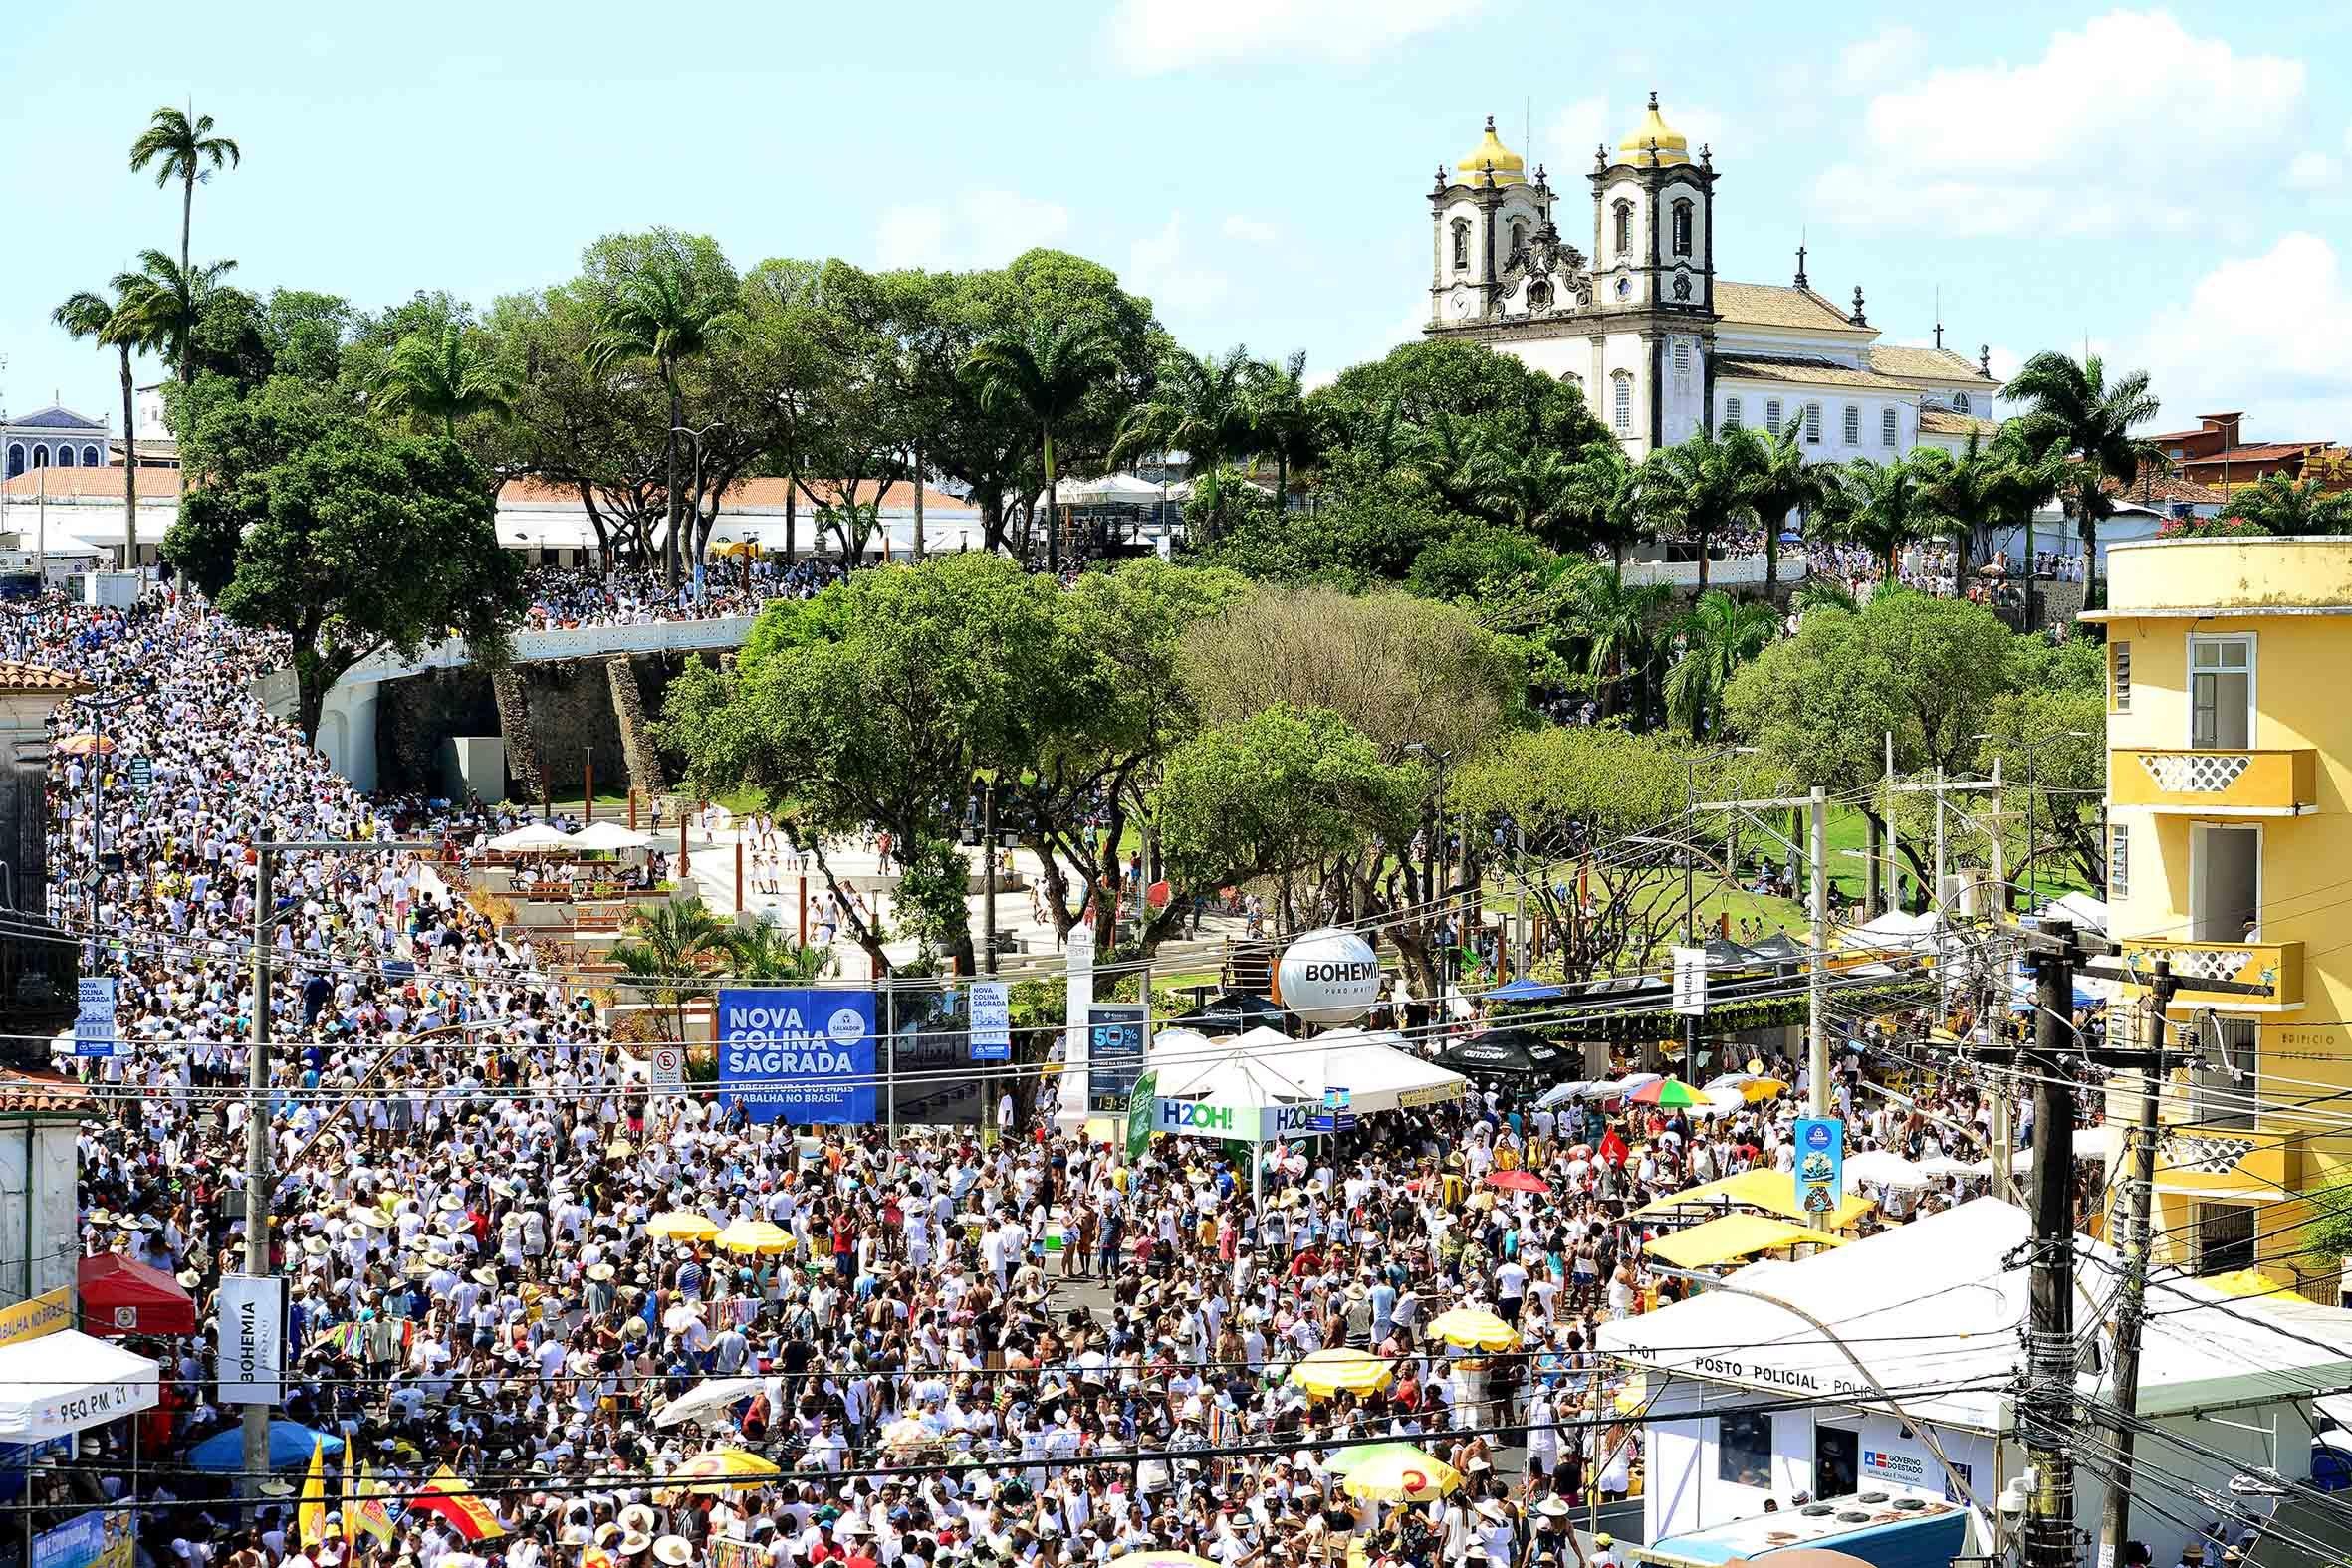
[5,2,2351,442]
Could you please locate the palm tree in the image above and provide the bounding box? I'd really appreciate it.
[1790,574,1858,618]
[2217,472,2352,535]
[118,249,234,394]
[1110,347,1257,529]
[965,321,1122,575]
[720,917,837,983]
[374,321,516,437]
[53,281,168,561]
[1569,569,1673,721]
[1664,588,1779,736]
[1912,435,1995,596]
[2001,350,2162,607]
[1639,430,1760,591]
[1246,349,1322,515]
[1558,441,1645,578]
[586,253,737,586]
[609,896,733,1040]
[1472,446,1577,537]
[1731,421,1825,595]
[128,104,240,386]
[1820,454,1941,583]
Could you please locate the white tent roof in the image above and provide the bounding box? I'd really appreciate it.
[1839,909,1944,954]
[0,1330,157,1441]
[1311,1029,1470,1114]
[570,820,652,851]
[487,822,575,851]
[1600,1197,2352,1433]
[2035,891,2110,934]
[1149,1027,1316,1103]
[1052,474,1164,504]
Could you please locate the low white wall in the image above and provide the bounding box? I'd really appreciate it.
[1621,555,1807,589]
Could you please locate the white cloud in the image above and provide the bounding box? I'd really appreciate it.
[2287,150,2342,190]
[872,190,1069,271]
[1103,0,1485,74]
[1222,215,1283,247]
[2126,233,2352,437]
[1837,26,1922,90]
[1810,12,2304,234]
[1543,94,1731,173]
[1124,215,1231,316]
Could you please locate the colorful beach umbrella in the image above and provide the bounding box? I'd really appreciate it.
[1333,1444,1462,1502]
[645,1212,719,1242]
[1481,1169,1549,1195]
[1625,1076,1709,1108]
[655,1447,780,1502]
[1427,1307,1520,1351]
[715,1219,794,1255]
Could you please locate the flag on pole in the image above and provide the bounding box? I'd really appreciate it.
[351,1461,395,1546]
[1597,1128,1630,1169]
[408,1465,504,1542]
[298,1436,329,1548]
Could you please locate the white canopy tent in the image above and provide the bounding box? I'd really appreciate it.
[1311,1029,1470,1112]
[1148,1026,1315,1103]
[0,1331,157,1442]
[1050,474,1165,505]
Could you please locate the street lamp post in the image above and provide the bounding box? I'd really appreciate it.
[238,838,432,1494]
[1973,730,2094,913]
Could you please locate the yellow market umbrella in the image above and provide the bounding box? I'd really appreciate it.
[716,1219,795,1256]
[1428,1308,1519,1352]
[646,1212,719,1242]
[1333,1444,1462,1502]
[655,1448,780,1501]
[1108,1555,1220,1568]
[1287,1348,1395,1398]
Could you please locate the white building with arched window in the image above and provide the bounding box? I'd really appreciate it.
[2,407,112,482]
[1424,96,2002,463]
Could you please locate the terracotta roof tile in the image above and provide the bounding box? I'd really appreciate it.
[1918,409,2001,436]
[2104,472,2225,506]
[1713,281,1862,333]
[2198,442,2326,463]
[1867,344,1994,381]
[1715,354,1920,391]
[0,1072,96,1115]
[0,662,91,695]
[0,467,177,501]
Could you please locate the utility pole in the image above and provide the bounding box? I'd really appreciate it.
[1990,756,2007,915]
[982,781,999,979]
[2021,919,2079,1568]
[1884,730,1900,914]
[2097,959,2175,1568]
[238,840,429,1492]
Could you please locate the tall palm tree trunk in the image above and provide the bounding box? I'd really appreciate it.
[177,168,195,388]
[1696,529,1712,592]
[2078,492,2100,609]
[1044,426,1059,576]
[118,347,138,565]
[663,371,683,590]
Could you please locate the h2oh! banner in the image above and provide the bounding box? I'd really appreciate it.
[717,988,878,1125]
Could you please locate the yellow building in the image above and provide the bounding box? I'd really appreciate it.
[2095,534,2352,1287]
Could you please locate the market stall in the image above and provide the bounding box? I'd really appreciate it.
[0,1330,157,1443]
[77,1254,195,1337]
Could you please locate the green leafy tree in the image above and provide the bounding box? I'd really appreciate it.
[1663,587,1778,737]
[659,553,1086,976]
[163,387,527,740]
[1568,568,1673,720]
[373,321,516,438]
[1154,703,1423,918]
[2003,350,2163,608]
[1818,453,1942,581]
[53,281,170,559]
[611,897,734,1039]
[1111,347,1259,508]
[119,249,238,396]
[128,104,240,386]
[965,319,1124,574]
[1407,527,1554,605]
[1726,588,2020,900]
[584,233,740,586]
[719,916,837,983]
[1558,441,1646,578]
[1245,349,1322,515]
[1639,429,1760,591]
[2217,473,2352,535]
[1449,726,1711,980]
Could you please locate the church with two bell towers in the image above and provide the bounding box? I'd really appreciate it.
[1425,95,2002,463]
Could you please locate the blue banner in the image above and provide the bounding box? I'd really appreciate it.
[717,989,878,1125]
[1086,1004,1148,1112]
[1793,1115,1845,1216]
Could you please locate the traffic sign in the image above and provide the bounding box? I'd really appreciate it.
[648,1045,686,1095]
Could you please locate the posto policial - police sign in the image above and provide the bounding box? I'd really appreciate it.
[1276,927,1382,1026]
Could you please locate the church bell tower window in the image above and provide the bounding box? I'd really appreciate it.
[1612,372,1633,432]
[1671,199,1693,258]
[1451,219,1471,271]
[1612,201,1632,259]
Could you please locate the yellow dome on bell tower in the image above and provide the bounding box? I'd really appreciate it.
[1455,115,1527,186]
[1616,91,1691,167]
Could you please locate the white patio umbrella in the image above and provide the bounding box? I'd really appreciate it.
[571,820,652,851]
[487,823,575,852]
[653,1376,764,1430]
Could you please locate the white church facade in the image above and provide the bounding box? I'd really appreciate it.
[1423,97,2000,460]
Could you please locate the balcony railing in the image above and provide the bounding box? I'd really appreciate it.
[2116,938,2303,1010]
[2109,748,2317,815]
